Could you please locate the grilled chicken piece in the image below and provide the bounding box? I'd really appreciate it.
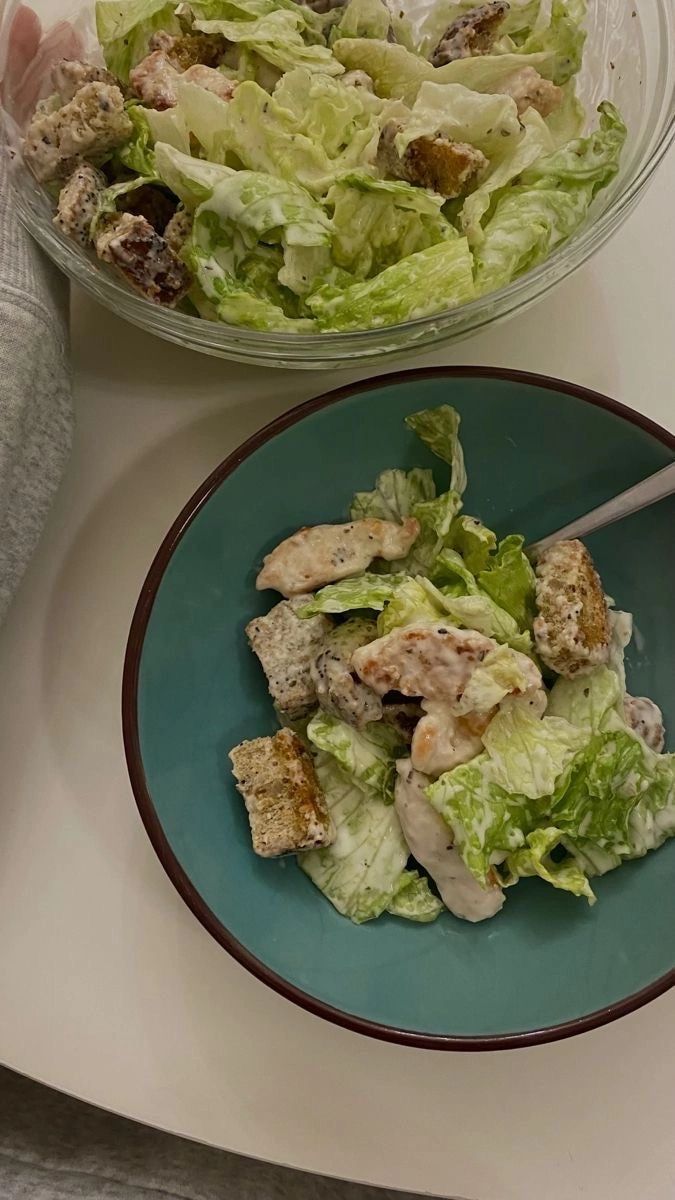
[130,48,237,109]
[53,161,106,246]
[395,760,504,921]
[352,622,495,702]
[377,121,487,199]
[246,597,332,721]
[430,0,509,66]
[95,213,191,305]
[24,81,133,182]
[311,617,382,729]
[411,699,489,776]
[230,729,335,857]
[533,540,610,679]
[624,695,665,753]
[256,518,420,597]
[499,65,563,117]
[51,59,120,104]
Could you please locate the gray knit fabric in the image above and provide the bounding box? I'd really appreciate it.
[0,1067,433,1200]
[0,150,72,623]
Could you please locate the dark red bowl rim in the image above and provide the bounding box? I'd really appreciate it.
[122,366,675,1051]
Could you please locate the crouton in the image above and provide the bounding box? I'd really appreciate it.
[229,728,334,857]
[533,539,610,678]
[377,121,487,199]
[246,597,332,720]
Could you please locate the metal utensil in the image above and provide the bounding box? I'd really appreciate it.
[527,461,675,559]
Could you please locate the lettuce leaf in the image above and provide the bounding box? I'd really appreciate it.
[327,172,455,279]
[516,0,587,84]
[299,755,409,923]
[96,0,181,80]
[482,701,586,799]
[387,870,444,922]
[306,711,402,802]
[477,534,536,631]
[456,644,540,715]
[405,404,467,494]
[351,467,436,522]
[194,10,344,74]
[547,665,623,733]
[503,826,595,900]
[420,577,533,653]
[154,143,235,208]
[307,237,476,331]
[299,573,407,616]
[377,577,442,636]
[427,755,534,884]
[449,515,497,574]
[116,104,156,175]
[474,103,626,294]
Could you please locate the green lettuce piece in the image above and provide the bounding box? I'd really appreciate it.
[174,71,382,196]
[307,237,476,331]
[430,546,477,593]
[405,404,467,495]
[96,0,181,80]
[377,577,442,636]
[144,106,191,155]
[387,870,444,922]
[420,577,533,653]
[607,608,633,695]
[327,172,456,279]
[458,108,555,246]
[456,644,540,715]
[194,10,344,74]
[116,104,155,175]
[154,142,235,208]
[517,0,587,84]
[547,665,623,733]
[474,103,627,295]
[477,534,536,631]
[550,731,673,854]
[351,468,436,522]
[330,0,414,48]
[300,755,409,923]
[299,573,406,616]
[91,174,158,234]
[482,702,586,800]
[188,245,314,330]
[503,826,595,901]
[332,37,557,105]
[306,711,402,802]
[427,756,534,884]
[187,170,331,325]
[188,0,327,39]
[397,82,521,158]
[449,515,497,574]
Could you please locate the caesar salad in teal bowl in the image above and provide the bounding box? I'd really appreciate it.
[3,0,674,365]
[123,369,675,1047]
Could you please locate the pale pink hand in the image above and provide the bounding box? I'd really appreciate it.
[1,4,83,124]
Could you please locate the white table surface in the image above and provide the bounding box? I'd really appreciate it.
[0,147,674,1200]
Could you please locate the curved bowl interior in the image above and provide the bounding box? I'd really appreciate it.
[124,370,675,1046]
[3,0,675,367]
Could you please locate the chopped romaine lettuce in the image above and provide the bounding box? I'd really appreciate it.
[516,0,587,85]
[456,643,540,715]
[299,573,407,616]
[154,143,235,208]
[449,515,497,574]
[405,404,467,494]
[477,534,536,631]
[547,665,623,733]
[420,577,533,653]
[307,237,476,331]
[194,10,344,74]
[307,711,402,802]
[503,826,596,900]
[387,870,444,922]
[351,467,436,522]
[96,0,181,80]
[300,755,409,923]
[396,82,522,159]
[482,701,586,799]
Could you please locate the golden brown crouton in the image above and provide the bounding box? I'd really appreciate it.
[230,729,335,857]
[24,82,133,182]
[377,121,487,199]
[53,161,106,246]
[533,539,610,678]
[430,1,509,66]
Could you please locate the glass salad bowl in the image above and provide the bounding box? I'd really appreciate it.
[2,0,674,369]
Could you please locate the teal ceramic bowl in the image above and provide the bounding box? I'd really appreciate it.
[123,368,675,1049]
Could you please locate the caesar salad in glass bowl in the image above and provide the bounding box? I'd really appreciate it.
[1,0,674,366]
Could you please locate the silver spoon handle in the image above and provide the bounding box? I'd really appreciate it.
[527,461,675,558]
